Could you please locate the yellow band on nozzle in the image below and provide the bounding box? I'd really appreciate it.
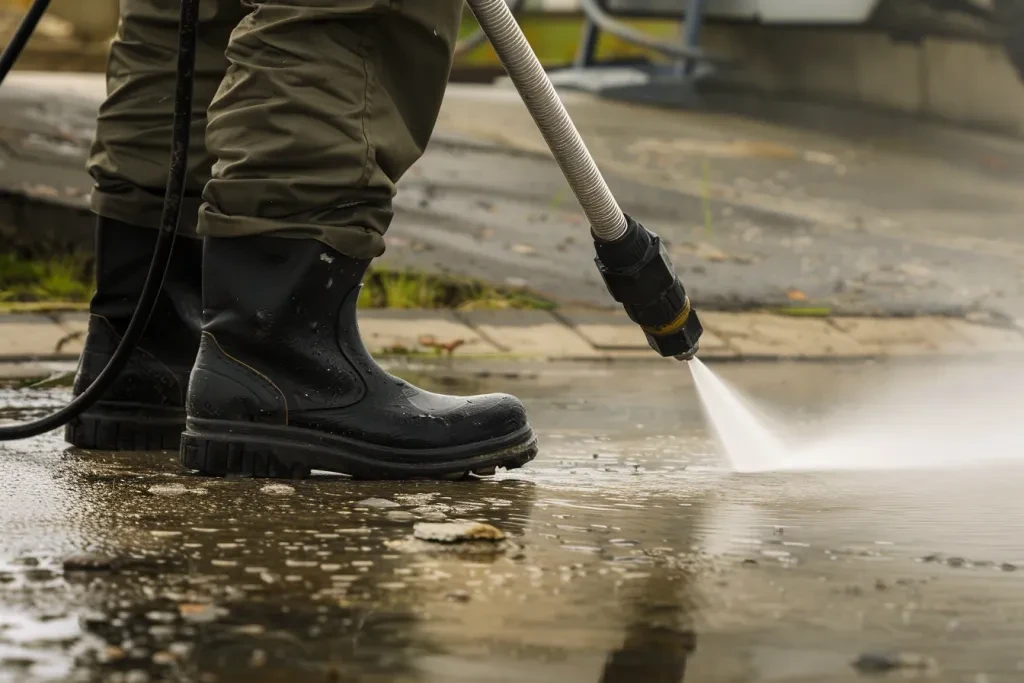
[640,297,691,336]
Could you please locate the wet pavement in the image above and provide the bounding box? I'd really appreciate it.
[7,74,1024,321]
[2,360,1024,682]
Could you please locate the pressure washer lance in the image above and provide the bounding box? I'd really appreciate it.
[464,0,702,361]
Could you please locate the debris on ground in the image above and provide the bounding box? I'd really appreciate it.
[413,521,505,543]
[386,521,511,556]
[260,483,295,496]
[418,335,466,357]
[356,498,400,509]
[852,651,939,675]
[148,483,205,496]
[63,554,118,572]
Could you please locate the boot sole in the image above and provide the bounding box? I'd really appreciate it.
[64,402,185,451]
[179,417,538,480]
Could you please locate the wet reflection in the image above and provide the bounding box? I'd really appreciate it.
[7,361,1024,681]
[598,575,697,683]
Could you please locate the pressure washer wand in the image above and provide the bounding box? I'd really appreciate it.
[464,0,702,360]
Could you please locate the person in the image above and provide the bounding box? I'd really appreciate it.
[66,0,537,479]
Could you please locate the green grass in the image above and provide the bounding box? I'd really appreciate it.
[357,267,554,312]
[0,253,93,305]
[0,254,552,312]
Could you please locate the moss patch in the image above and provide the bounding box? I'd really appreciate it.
[0,253,93,305]
[357,267,554,311]
[0,255,553,312]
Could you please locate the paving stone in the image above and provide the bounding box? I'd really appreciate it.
[0,362,60,381]
[357,310,501,356]
[0,315,70,359]
[54,313,89,356]
[701,312,867,358]
[457,310,600,359]
[830,316,969,356]
[943,319,1024,353]
[558,308,733,355]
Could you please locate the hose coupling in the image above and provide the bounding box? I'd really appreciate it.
[593,215,702,359]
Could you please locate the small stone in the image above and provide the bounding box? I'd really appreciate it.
[852,652,937,674]
[742,559,758,567]
[179,603,219,623]
[260,484,295,496]
[168,643,192,658]
[146,611,177,623]
[148,483,189,496]
[413,522,505,543]
[152,651,175,665]
[149,625,175,638]
[25,569,57,582]
[875,579,887,591]
[845,585,864,596]
[249,649,267,668]
[1001,563,1017,572]
[386,511,415,522]
[63,553,118,572]
[446,589,471,603]
[149,531,182,538]
[357,498,400,509]
[920,553,942,563]
[0,572,15,583]
[102,646,127,663]
[946,557,966,568]
[12,557,39,567]
[125,670,150,683]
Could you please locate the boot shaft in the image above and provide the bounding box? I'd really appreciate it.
[197,235,373,415]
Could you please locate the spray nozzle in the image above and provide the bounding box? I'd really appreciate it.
[593,215,702,360]
[675,342,700,362]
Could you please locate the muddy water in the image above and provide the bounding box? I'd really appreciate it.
[1,360,1023,682]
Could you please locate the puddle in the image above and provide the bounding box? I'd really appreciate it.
[2,361,1024,681]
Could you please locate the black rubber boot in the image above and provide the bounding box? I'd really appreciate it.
[179,235,538,480]
[64,217,202,450]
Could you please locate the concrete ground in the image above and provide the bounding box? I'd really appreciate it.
[5,72,1024,323]
[3,306,1024,380]
[3,359,1024,682]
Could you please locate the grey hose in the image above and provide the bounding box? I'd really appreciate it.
[464,0,629,241]
[454,0,526,57]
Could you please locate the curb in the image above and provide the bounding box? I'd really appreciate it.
[2,309,1024,368]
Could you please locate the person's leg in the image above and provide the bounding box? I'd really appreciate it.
[66,0,246,451]
[181,1,537,479]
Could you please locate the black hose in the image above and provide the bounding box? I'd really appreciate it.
[454,0,525,57]
[0,0,50,83]
[0,0,199,441]
[577,0,728,64]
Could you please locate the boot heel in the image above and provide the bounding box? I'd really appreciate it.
[179,432,312,479]
[65,410,184,451]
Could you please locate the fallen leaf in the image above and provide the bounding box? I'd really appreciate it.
[786,289,807,301]
[419,336,466,357]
